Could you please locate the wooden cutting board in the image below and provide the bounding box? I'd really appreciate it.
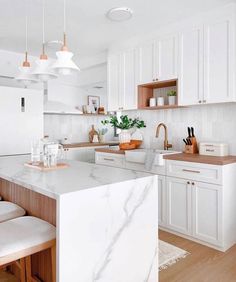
[24,162,69,171]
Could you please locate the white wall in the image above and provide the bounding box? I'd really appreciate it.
[0,49,112,143]
[125,102,236,154]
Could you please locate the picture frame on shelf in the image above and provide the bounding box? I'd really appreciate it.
[88,95,100,113]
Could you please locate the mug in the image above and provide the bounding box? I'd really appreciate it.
[149,98,156,107]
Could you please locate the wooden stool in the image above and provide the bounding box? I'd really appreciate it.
[0,201,25,223]
[0,216,56,282]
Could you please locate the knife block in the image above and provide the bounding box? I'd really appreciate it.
[184,137,198,154]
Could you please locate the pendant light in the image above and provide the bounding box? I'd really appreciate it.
[51,0,80,75]
[33,0,58,82]
[15,0,38,86]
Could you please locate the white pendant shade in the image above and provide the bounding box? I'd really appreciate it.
[15,66,38,87]
[51,50,80,76]
[33,59,58,82]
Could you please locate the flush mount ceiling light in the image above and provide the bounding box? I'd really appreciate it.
[15,0,38,87]
[106,7,133,22]
[33,0,58,82]
[51,0,80,76]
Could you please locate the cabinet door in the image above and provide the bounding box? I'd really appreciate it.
[155,34,178,81]
[192,181,222,246]
[107,54,121,111]
[158,175,167,227]
[178,27,203,105]
[204,16,234,103]
[166,177,192,235]
[137,42,155,84]
[121,49,138,110]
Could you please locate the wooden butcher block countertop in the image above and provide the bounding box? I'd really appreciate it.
[163,153,236,166]
[62,141,119,149]
[95,148,125,155]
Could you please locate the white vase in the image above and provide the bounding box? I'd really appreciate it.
[131,128,143,141]
[168,96,176,105]
[119,129,131,144]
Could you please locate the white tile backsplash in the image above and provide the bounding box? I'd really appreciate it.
[44,103,236,154]
[44,114,114,143]
[125,103,236,155]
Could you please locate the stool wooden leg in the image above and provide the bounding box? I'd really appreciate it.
[51,245,56,282]
[25,256,32,282]
[20,258,26,282]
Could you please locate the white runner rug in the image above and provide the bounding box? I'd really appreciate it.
[159,240,189,271]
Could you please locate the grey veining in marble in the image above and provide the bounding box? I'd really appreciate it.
[0,155,153,199]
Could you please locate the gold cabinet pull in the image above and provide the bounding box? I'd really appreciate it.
[182,169,200,174]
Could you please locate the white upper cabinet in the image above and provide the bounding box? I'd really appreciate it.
[137,35,178,84]
[204,14,235,104]
[107,3,236,109]
[137,42,155,84]
[107,53,121,111]
[121,49,138,110]
[154,34,178,81]
[107,49,137,111]
[178,27,204,105]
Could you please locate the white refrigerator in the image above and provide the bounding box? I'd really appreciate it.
[0,86,43,156]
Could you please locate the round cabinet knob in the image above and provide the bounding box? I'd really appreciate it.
[156,78,159,81]
[187,181,190,185]
[192,182,195,185]
[199,100,202,104]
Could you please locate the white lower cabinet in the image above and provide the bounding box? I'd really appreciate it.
[166,177,191,235]
[192,181,222,246]
[166,176,223,247]
[64,146,109,163]
[158,175,167,227]
[95,151,236,251]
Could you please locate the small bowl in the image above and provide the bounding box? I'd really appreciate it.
[130,139,142,149]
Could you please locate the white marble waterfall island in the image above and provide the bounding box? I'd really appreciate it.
[0,155,158,282]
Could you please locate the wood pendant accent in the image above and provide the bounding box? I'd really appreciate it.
[0,178,56,282]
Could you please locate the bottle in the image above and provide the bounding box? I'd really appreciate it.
[89,125,98,143]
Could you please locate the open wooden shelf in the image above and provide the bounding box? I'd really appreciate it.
[138,78,182,110]
[139,105,185,110]
[44,112,108,116]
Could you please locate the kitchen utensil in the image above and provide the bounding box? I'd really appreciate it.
[188,127,191,138]
[183,139,187,145]
[157,97,164,106]
[191,127,195,137]
[149,98,156,107]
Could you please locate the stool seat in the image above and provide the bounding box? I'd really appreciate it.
[0,201,25,223]
[0,216,56,260]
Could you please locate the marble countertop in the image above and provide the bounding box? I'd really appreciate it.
[0,155,153,199]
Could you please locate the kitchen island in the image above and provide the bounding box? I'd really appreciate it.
[0,155,158,282]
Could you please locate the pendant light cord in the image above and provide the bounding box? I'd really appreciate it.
[63,0,67,47]
[63,0,66,33]
[25,0,28,53]
[42,0,45,54]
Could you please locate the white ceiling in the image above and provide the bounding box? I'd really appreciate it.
[0,0,232,61]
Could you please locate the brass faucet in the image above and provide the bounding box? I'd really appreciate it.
[156,123,172,150]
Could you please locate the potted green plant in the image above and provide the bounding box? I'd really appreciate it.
[167,90,177,105]
[102,115,146,144]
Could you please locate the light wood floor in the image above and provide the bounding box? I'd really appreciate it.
[159,230,236,282]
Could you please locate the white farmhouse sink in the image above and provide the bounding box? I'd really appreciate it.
[125,149,180,165]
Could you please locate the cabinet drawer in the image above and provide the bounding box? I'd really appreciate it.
[95,153,125,168]
[166,160,222,184]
